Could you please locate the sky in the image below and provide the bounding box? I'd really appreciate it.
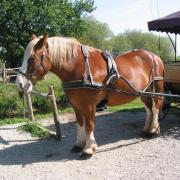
[92,0,180,55]
[92,0,180,35]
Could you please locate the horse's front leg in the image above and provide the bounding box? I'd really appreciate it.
[71,110,86,153]
[81,106,97,158]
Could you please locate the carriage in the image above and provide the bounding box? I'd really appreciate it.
[148,10,180,96]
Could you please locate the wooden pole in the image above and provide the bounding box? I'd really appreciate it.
[2,63,7,83]
[24,93,34,121]
[48,86,62,140]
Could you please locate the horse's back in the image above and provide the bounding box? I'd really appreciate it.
[115,49,164,78]
[106,49,164,106]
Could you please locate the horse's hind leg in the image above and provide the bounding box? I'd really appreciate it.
[150,97,163,134]
[150,81,164,134]
[141,81,164,137]
[71,110,86,153]
[141,97,153,133]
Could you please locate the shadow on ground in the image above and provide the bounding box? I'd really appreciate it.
[0,108,179,166]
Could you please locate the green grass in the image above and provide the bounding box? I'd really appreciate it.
[0,117,27,126]
[0,71,144,126]
[18,122,50,138]
[0,107,74,126]
[0,72,71,125]
[107,98,144,112]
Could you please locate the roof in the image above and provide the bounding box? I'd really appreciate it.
[148,11,180,34]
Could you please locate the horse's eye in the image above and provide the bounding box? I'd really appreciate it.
[28,57,34,64]
[41,53,45,62]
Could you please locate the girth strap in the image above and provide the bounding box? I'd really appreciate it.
[63,80,104,90]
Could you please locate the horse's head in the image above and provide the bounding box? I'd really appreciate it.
[16,33,51,93]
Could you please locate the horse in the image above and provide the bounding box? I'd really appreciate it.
[16,33,164,158]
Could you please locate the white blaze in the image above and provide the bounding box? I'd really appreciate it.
[16,38,39,92]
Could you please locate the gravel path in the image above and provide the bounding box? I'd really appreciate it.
[0,109,180,180]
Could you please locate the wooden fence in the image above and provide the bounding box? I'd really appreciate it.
[24,86,62,140]
[0,64,62,139]
[0,63,20,83]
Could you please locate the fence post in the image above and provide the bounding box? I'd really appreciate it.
[24,93,34,121]
[2,63,7,83]
[48,86,62,140]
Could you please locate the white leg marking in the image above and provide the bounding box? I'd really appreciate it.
[75,122,86,148]
[143,104,152,131]
[84,131,97,155]
[150,101,160,133]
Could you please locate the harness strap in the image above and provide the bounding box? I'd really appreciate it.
[63,47,164,92]
[81,45,93,84]
[102,51,120,85]
[63,45,104,90]
[151,53,156,93]
[63,80,104,90]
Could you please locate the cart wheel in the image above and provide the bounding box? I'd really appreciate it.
[159,99,171,121]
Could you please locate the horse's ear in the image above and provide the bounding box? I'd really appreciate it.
[43,33,48,43]
[31,33,37,40]
[34,33,48,51]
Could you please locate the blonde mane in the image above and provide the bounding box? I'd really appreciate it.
[47,37,80,67]
[22,36,80,72]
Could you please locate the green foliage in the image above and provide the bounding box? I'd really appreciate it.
[0,82,24,117]
[18,122,50,138]
[33,73,69,111]
[0,73,69,120]
[81,18,174,61]
[80,16,114,49]
[110,30,174,61]
[0,0,95,67]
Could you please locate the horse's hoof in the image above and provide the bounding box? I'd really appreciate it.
[79,152,92,160]
[71,146,84,153]
[149,133,160,138]
[139,131,150,137]
[139,131,159,139]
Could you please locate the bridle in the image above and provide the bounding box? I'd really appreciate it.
[18,52,47,82]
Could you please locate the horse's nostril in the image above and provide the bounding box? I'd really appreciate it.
[19,83,23,89]
[24,83,30,91]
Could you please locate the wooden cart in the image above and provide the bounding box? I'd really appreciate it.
[148,11,180,96]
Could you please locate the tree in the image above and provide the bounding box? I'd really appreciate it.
[111,30,174,61]
[80,16,114,50]
[0,0,95,67]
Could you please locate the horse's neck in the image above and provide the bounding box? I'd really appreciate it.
[50,55,83,82]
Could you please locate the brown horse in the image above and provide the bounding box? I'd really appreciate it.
[16,34,164,158]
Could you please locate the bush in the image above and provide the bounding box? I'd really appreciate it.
[33,73,69,111]
[0,83,24,117]
[0,73,69,119]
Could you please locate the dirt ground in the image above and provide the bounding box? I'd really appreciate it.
[0,108,180,180]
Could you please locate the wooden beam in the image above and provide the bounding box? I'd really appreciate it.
[24,93,34,121]
[48,86,62,140]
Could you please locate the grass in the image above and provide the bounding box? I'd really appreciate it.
[18,122,50,138]
[0,117,27,126]
[0,70,144,127]
[16,99,143,138]
[0,107,74,126]
[107,98,144,112]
